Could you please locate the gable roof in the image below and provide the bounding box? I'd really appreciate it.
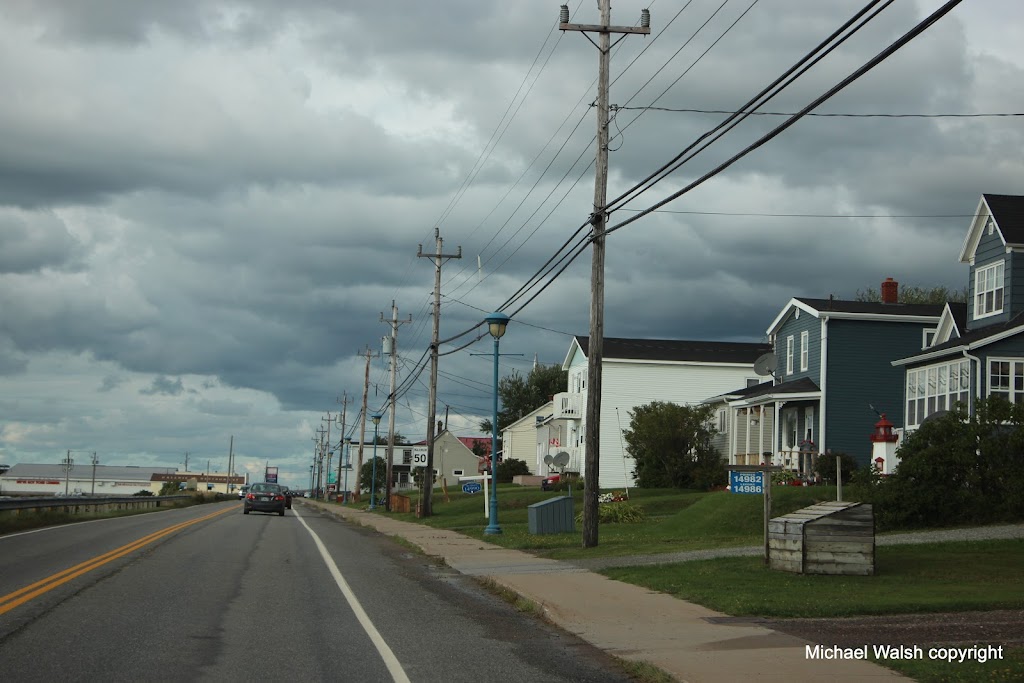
[932,302,968,346]
[708,377,821,407]
[893,311,1024,366]
[767,297,943,336]
[568,336,771,366]
[959,193,1024,263]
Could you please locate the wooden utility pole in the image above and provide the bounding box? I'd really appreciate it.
[417,228,461,517]
[381,301,411,510]
[356,346,379,501]
[226,436,234,494]
[561,2,649,548]
[336,392,349,496]
[322,411,333,498]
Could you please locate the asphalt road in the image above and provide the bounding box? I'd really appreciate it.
[0,500,631,682]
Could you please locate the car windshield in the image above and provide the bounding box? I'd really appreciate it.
[250,483,281,493]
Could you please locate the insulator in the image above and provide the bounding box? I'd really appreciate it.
[641,8,651,28]
[559,5,569,24]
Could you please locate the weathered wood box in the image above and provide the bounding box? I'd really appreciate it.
[769,501,874,576]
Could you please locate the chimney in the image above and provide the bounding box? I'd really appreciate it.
[881,277,898,304]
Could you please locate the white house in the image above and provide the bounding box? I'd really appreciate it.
[544,336,771,488]
[500,400,552,475]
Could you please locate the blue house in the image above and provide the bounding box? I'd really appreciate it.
[715,282,943,473]
[893,194,1024,432]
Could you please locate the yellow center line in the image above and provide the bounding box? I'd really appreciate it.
[0,504,238,616]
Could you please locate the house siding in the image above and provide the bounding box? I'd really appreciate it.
[826,319,928,466]
[599,361,759,487]
[968,227,1011,330]
[775,310,821,384]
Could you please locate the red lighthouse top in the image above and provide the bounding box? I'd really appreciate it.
[870,414,897,443]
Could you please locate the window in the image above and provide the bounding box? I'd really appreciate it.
[402,449,412,465]
[989,358,1024,404]
[906,360,970,427]
[786,336,794,375]
[800,331,809,371]
[717,409,728,433]
[746,378,760,388]
[922,328,936,349]
[452,469,464,477]
[974,261,1005,318]
[986,216,995,235]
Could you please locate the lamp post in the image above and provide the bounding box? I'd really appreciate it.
[484,312,509,535]
[309,464,314,496]
[369,414,382,510]
[343,437,352,504]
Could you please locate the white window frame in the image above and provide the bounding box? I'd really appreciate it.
[800,331,809,372]
[974,261,1005,319]
[452,469,464,477]
[717,409,728,434]
[905,359,971,428]
[786,335,794,375]
[988,358,1024,404]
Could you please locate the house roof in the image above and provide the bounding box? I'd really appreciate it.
[893,311,1024,366]
[571,336,771,365]
[708,377,821,406]
[959,194,1024,263]
[767,297,943,336]
[502,401,554,433]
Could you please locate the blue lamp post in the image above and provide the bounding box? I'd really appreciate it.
[343,437,352,504]
[484,311,509,535]
[369,414,382,510]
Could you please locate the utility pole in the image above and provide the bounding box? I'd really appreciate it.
[63,450,73,495]
[227,435,234,494]
[381,300,411,510]
[417,228,461,517]
[561,3,650,548]
[315,426,327,497]
[184,451,190,473]
[336,392,349,497]
[322,411,333,499]
[91,452,98,496]
[356,346,380,502]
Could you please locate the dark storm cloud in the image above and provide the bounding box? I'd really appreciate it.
[140,376,186,396]
[0,209,82,273]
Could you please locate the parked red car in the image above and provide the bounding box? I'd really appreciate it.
[541,474,561,491]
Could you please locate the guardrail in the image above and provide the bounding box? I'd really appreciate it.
[0,495,196,517]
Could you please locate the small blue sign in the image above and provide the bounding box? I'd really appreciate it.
[729,471,764,494]
[462,482,482,494]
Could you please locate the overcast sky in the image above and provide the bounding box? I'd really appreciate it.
[2,0,1023,488]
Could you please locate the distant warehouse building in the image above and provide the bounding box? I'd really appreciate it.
[0,464,244,497]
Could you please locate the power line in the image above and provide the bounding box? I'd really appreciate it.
[616,107,1024,118]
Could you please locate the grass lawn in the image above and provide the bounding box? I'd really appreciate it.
[600,539,1024,618]
[381,484,843,559]
[878,647,1024,683]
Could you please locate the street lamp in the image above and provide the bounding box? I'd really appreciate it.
[343,437,352,504]
[484,311,509,535]
[309,464,314,496]
[369,414,382,510]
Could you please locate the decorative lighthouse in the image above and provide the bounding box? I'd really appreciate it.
[869,413,899,475]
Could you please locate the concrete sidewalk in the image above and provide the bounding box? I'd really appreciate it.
[300,499,903,682]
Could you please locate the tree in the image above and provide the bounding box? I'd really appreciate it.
[622,401,725,490]
[358,456,387,499]
[855,283,967,304]
[496,458,531,483]
[479,363,568,434]
[159,481,182,496]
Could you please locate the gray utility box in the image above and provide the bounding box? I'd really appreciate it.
[528,496,574,534]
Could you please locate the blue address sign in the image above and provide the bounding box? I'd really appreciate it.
[729,471,763,495]
[462,482,482,494]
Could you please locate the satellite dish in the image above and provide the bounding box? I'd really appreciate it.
[544,454,554,466]
[753,353,778,377]
[552,451,570,468]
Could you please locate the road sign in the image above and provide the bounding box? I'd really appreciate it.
[412,452,428,467]
[729,470,763,494]
[462,482,482,494]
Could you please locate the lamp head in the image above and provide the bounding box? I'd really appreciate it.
[372,413,382,425]
[484,311,510,339]
[344,437,351,445]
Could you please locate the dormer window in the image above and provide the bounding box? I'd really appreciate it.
[974,260,1005,318]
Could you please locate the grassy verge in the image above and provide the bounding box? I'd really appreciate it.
[375,485,841,559]
[601,539,1024,618]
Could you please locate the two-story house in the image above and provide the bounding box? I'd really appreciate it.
[541,336,771,488]
[893,194,1024,433]
[716,282,943,473]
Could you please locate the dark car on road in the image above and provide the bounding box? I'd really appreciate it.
[243,482,287,516]
[282,488,293,509]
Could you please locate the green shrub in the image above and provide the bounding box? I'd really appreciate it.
[575,502,646,524]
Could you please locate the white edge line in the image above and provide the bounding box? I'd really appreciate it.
[293,507,411,683]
